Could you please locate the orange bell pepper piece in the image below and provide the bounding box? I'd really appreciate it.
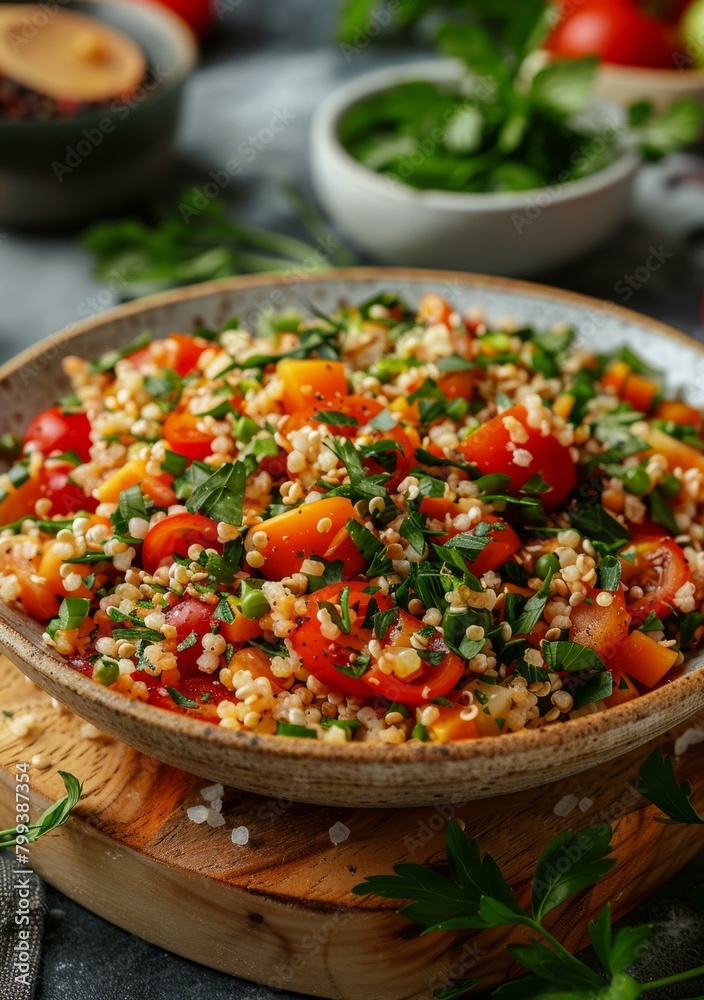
[614,630,678,687]
[276,359,348,413]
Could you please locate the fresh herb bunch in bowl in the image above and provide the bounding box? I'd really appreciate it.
[310,0,701,275]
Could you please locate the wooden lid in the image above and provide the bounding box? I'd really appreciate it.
[0,4,146,102]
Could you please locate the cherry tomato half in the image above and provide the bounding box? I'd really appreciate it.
[23,407,91,462]
[569,586,631,665]
[163,406,215,461]
[621,536,692,623]
[458,403,576,510]
[142,512,222,574]
[0,461,96,526]
[420,499,521,576]
[363,609,464,706]
[289,582,392,697]
[163,596,262,676]
[125,333,210,376]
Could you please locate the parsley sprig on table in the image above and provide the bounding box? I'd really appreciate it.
[83,189,354,299]
[0,772,83,850]
[354,746,704,997]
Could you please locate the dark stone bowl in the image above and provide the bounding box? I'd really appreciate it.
[0,0,197,229]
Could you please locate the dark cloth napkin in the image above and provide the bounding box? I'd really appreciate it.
[0,856,44,1000]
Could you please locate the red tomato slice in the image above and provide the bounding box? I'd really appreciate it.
[420,499,521,575]
[164,597,215,674]
[126,333,210,377]
[569,586,631,665]
[458,403,576,510]
[363,609,464,706]
[142,512,222,574]
[43,463,98,516]
[289,582,392,697]
[0,462,96,525]
[621,536,692,623]
[23,407,91,463]
[163,406,215,461]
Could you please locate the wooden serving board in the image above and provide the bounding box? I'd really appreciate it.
[0,655,703,1000]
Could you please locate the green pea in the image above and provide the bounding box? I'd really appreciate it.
[93,658,119,686]
[239,582,270,621]
[623,466,651,496]
[659,472,681,500]
[535,553,560,580]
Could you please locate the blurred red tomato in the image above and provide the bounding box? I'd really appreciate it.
[146,0,213,37]
[547,0,680,68]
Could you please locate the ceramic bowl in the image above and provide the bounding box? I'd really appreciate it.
[1,268,703,808]
[0,0,196,230]
[309,61,640,278]
[595,61,704,113]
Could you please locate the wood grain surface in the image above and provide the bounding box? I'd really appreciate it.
[0,655,702,1000]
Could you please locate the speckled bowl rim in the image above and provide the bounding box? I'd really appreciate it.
[0,267,702,771]
[310,59,641,211]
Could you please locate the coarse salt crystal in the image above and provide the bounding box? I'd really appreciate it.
[201,783,224,803]
[329,822,351,845]
[206,809,226,828]
[553,794,579,817]
[578,797,594,813]
[209,797,223,813]
[187,805,209,825]
[231,826,250,846]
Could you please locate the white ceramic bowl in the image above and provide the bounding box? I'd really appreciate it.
[310,60,640,277]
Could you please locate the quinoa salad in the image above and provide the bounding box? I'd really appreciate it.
[1,291,703,746]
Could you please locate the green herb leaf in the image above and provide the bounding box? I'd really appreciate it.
[542,641,605,673]
[46,597,91,641]
[588,904,652,978]
[0,771,83,850]
[345,519,393,576]
[572,670,613,709]
[596,555,621,592]
[648,490,679,536]
[511,568,554,636]
[162,450,188,478]
[569,503,630,549]
[186,461,247,525]
[532,825,615,922]
[302,556,344,592]
[635,746,704,825]
[315,410,359,427]
[111,484,149,541]
[530,56,598,118]
[89,331,151,373]
[166,687,199,710]
[680,610,704,647]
